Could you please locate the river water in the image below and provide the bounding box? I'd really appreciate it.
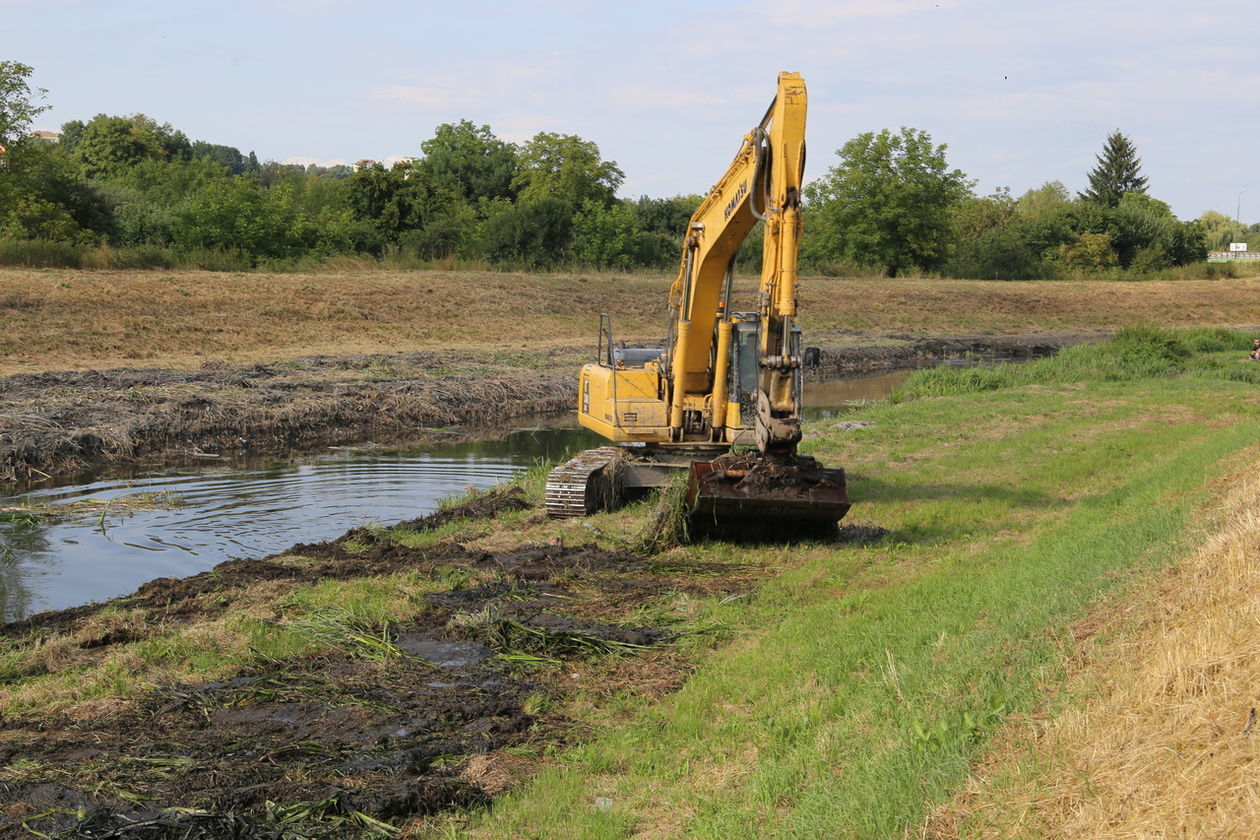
[0,369,917,622]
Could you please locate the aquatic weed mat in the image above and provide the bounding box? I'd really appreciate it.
[0,564,669,836]
[1,650,525,838]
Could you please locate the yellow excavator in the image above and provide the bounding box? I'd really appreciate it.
[545,72,849,531]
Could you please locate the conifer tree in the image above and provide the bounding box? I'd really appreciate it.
[1080,130,1148,207]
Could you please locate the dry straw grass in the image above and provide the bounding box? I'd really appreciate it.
[3,268,1260,375]
[927,456,1260,838]
[0,268,670,374]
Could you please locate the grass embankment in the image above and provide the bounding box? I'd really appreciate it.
[926,471,1260,837]
[444,328,1260,839]
[3,329,1259,837]
[928,418,1260,834]
[3,267,1260,374]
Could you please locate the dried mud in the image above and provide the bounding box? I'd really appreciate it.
[0,487,755,838]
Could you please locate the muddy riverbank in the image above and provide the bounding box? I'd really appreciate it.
[0,353,578,483]
[0,332,1097,484]
[811,330,1105,377]
[0,487,770,837]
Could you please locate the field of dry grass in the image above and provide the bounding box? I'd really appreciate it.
[926,452,1260,838]
[3,267,1260,375]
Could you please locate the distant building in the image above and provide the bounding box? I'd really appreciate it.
[30,130,60,143]
[1207,244,1259,262]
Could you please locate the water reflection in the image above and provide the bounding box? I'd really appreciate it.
[0,515,52,622]
[803,369,916,419]
[0,421,603,622]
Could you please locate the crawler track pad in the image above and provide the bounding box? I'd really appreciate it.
[686,454,850,529]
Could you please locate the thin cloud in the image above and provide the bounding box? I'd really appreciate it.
[770,0,972,23]
[253,0,356,14]
[611,86,731,110]
[368,85,464,109]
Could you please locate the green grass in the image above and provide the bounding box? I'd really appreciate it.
[896,325,1259,398]
[444,330,1260,839]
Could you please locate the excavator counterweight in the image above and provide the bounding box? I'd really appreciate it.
[546,73,849,535]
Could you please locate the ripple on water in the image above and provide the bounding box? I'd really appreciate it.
[0,424,602,622]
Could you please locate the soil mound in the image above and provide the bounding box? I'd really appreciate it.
[809,331,1104,378]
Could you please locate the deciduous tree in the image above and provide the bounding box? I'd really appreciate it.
[482,197,573,267]
[1016,181,1071,218]
[804,127,973,276]
[0,60,47,146]
[513,132,623,208]
[1196,210,1243,251]
[73,114,169,178]
[418,120,517,203]
[572,199,638,269]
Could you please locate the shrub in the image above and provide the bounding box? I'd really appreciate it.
[0,238,84,267]
[894,326,1251,399]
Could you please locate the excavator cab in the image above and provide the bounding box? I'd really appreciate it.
[726,316,802,438]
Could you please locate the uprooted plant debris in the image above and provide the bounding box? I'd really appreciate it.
[699,452,846,499]
[0,353,577,483]
[0,487,759,839]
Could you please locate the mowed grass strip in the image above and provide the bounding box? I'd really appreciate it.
[4,268,1260,373]
[447,334,1260,839]
[925,450,1260,837]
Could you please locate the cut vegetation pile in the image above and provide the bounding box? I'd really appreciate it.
[0,353,576,482]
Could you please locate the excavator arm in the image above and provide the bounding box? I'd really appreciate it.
[551,72,848,533]
[665,71,808,453]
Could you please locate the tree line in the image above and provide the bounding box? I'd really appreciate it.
[0,60,1250,276]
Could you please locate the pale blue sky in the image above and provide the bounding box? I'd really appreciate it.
[3,0,1256,221]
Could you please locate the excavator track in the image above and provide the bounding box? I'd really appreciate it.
[545,447,624,518]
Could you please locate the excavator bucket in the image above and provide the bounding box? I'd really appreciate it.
[686,453,850,534]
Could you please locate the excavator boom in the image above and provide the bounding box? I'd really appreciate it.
[665,72,808,452]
